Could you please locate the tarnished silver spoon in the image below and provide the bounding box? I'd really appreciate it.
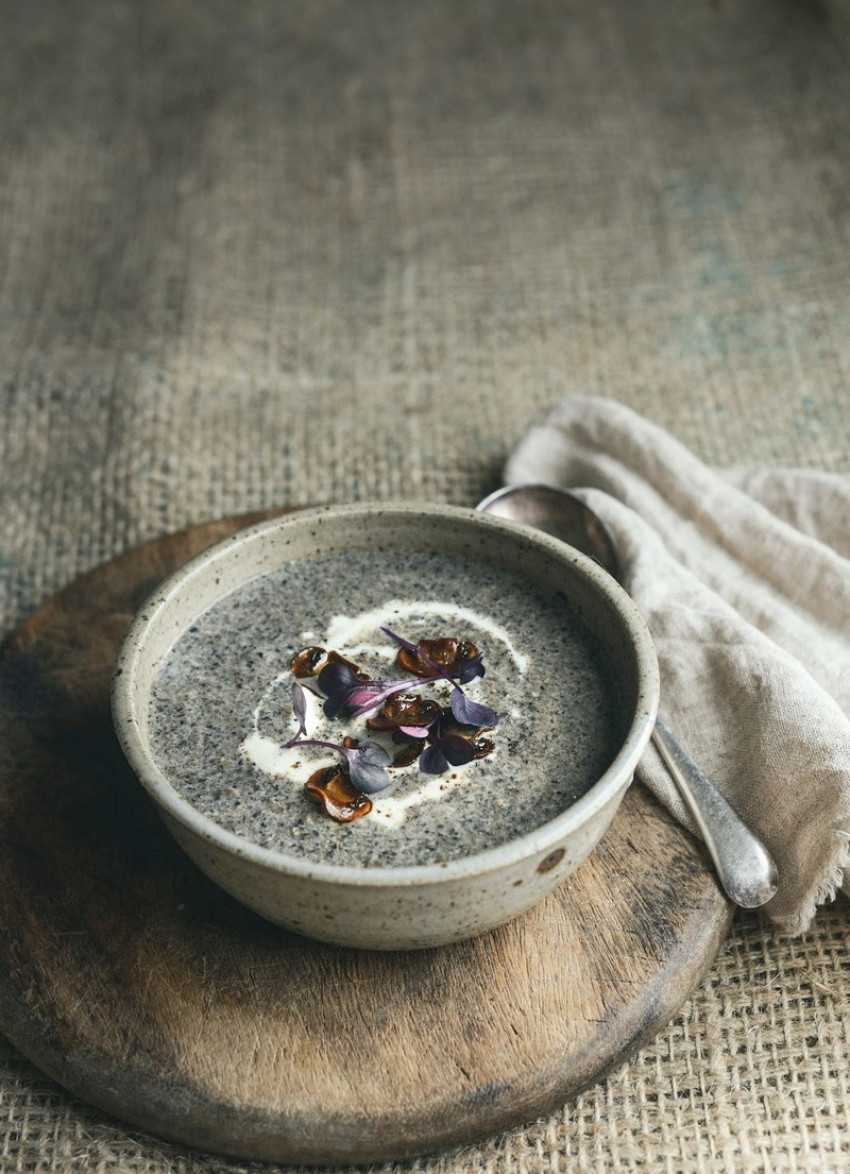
[477,483,779,909]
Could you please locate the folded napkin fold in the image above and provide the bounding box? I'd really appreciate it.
[505,397,850,934]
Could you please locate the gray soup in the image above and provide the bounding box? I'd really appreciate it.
[148,549,625,868]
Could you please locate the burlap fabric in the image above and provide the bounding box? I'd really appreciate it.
[2,1,849,1171]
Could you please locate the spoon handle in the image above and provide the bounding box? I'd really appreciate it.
[651,716,779,909]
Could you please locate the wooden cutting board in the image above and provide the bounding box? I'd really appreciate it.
[0,511,732,1165]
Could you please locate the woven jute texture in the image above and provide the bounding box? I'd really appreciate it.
[2,1,849,1170]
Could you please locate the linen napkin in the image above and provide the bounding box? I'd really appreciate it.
[504,397,850,934]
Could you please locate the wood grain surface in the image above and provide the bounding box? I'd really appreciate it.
[0,512,733,1165]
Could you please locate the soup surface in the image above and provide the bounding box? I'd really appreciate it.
[147,548,625,867]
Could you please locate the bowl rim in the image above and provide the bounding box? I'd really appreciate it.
[111,501,660,888]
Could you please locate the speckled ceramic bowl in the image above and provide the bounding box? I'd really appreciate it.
[111,502,659,950]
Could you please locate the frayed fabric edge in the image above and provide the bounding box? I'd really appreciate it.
[772,829,850,937]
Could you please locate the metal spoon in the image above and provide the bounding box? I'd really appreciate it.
[477,483,779,909]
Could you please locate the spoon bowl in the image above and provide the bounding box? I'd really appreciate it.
[477,485,621,578]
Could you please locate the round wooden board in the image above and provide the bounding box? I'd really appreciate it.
[0,511,733,1165]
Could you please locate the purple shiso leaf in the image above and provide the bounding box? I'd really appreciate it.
[348,740,391,767]
[317,659,427,719]
[450,688,497,729]
[419,735,478,775]
[435,734,479,767]
[285,728,392,794]
[344,741,392,793]
[316,660,359,717]
[399,723,431,738]
[290,682,309,737]
[316,660,355,693]
[317,661,386,718]
[419,742,450,775]
[346,679,421,718]
[457,653,485,685]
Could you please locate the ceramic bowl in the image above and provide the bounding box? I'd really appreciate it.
[111,502,659,950]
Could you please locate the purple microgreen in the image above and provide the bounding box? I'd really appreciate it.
[343,740,393,794]
[290,682,309,738]
[317,659,424,719]
[456,652,485,685]
[285,731,392,794]
[399,723,434,738]
[418,742,451,775]
[449,686,498,729]
[391,728,425,745]
[315,660,364,718]
[436,733,480,766]
[419,734,479,775]
[346,678,429,718]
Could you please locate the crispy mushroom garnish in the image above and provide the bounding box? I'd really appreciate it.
[290,647,371,681]
[366,693,441,732]
[290,646,327,678]
[396,637,479,678]
[304,765,372,823]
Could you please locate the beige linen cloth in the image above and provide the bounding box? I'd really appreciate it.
[505,397,850,934]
